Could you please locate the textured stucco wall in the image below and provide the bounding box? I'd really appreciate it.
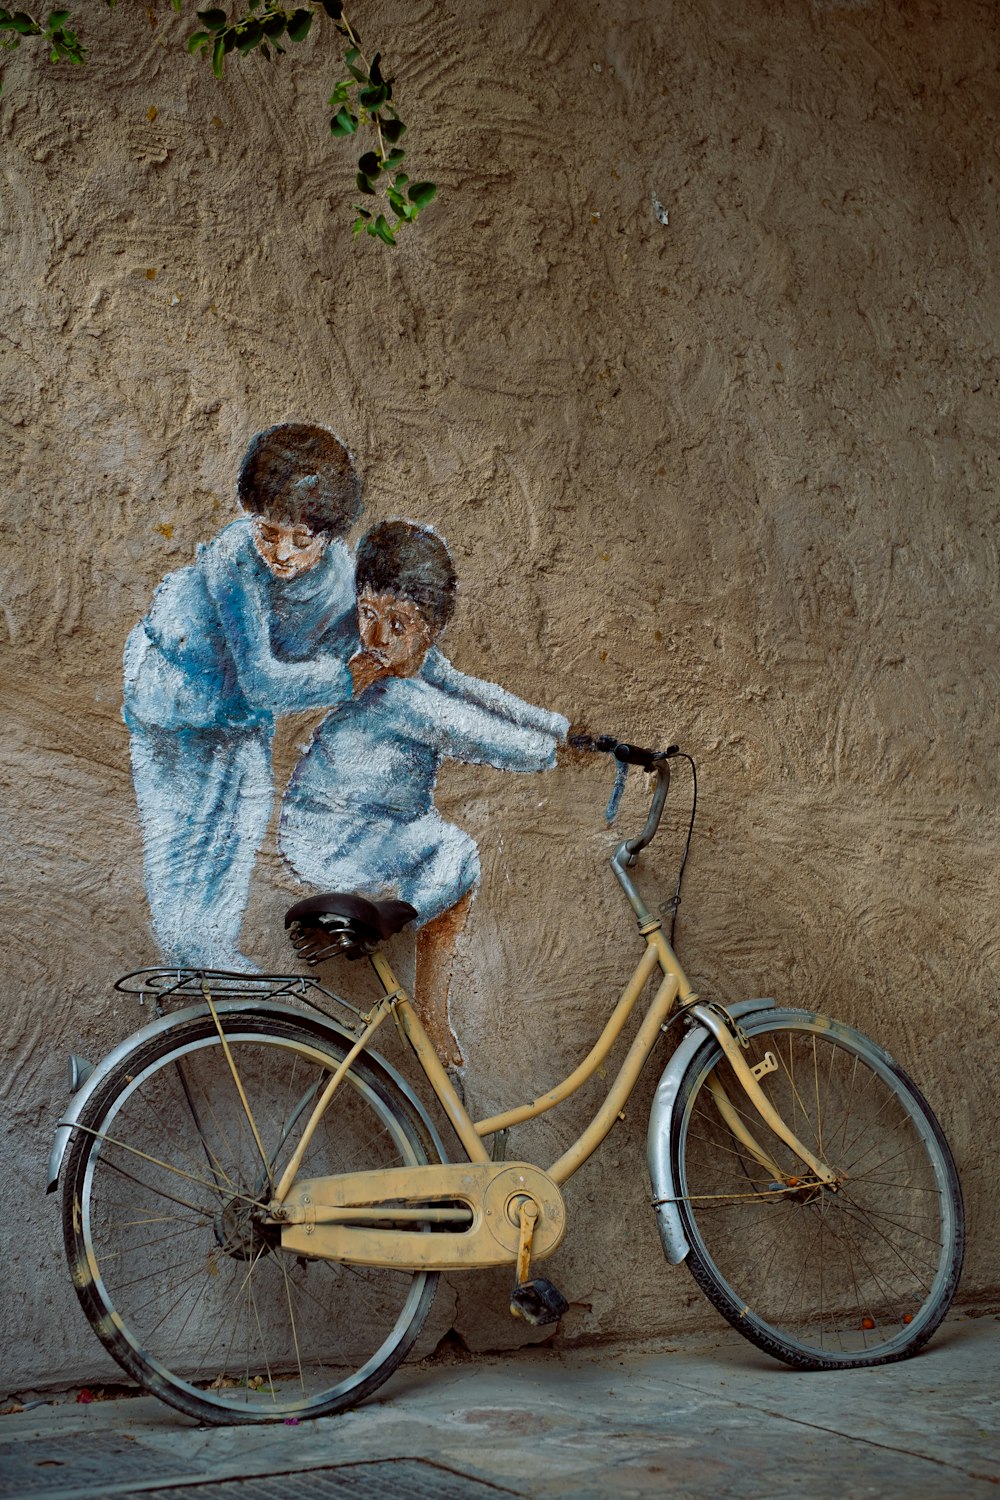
[1,0,998,1389]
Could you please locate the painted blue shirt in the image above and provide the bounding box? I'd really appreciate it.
[284,649,569,819]
[123,517,355,731]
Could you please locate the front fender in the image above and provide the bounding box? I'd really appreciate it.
[47,998,449,1192]
[647,1000,776,1264]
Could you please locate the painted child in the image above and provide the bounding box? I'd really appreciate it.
[279,520,569,1064]
[124,422,362,971]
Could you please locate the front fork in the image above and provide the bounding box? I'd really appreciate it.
[687,1003,838,1187]
[644,927,839,1189]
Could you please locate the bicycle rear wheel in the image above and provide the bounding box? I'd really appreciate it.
[670,1009,964,1369]
[63,1013,440,1423]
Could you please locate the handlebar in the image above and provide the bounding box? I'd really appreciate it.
[570,734,680,854]
[569,733,694,936]
[570,733,679,770]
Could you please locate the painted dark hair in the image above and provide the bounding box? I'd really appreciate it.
[355,521,457,633]
[237,423,362,537]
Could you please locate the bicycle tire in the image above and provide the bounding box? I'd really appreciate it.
[669,1009,964,1369]
[63,1012,441,1423]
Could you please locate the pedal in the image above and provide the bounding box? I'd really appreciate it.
[510,1278,569,1327]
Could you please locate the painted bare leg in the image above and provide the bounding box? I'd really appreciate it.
[414,890,472,1069]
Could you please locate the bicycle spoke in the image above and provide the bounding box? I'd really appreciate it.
[84,1146,219,1219]
[76,1122,262,1209]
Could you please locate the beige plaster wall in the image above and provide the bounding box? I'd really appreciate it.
[1,0,997,1389]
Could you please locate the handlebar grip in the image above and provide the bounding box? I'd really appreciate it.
[613,741,679,769]
[567,733,680,765]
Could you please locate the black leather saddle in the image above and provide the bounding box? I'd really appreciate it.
[284,892,418,964]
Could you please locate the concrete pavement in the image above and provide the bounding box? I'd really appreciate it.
[1,1312,998,1499]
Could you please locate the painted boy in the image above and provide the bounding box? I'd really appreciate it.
[279,519,570,1064]
[124,422,362,970]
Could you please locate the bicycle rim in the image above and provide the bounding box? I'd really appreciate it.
[672,1010,964,1368]
[63,1015,439,1422]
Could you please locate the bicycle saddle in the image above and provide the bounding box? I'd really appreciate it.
[284,892,418,964]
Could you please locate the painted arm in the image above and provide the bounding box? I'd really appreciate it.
[421,647,569,740]
[202,531,352,714]
[377,675,562,773]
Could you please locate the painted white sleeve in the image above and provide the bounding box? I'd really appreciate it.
[422,648,569,739]
[202,532,352,714]
[379,676,561,772]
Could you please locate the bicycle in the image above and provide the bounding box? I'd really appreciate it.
[49,739,965,1424]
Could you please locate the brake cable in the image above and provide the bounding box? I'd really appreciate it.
[602,748,698,945]
[664,753,697,944]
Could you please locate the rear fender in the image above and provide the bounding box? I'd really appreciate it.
[47,999,449,1192]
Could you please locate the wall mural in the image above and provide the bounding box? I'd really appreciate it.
[123,422,568,1067]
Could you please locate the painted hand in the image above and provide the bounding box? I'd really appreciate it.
[557,722,595,766]
[348,649,391,697]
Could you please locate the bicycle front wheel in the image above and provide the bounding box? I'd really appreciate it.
[671,1009,964,1369]
[63,1012,441,1423]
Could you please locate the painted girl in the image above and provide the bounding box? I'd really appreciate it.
[279,520,569,1064]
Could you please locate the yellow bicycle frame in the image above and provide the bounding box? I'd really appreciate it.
[263,893,837,1272]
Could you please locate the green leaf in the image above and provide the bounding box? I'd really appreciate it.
[196,8,228,32]
[357,149,380,178]
[383,147,405,169]
[358,82,387,109]
[186,28,209,52]
[389,191,416,222]
[352,205,372,218]
[321,0,343,17]
[9,12,40,34]
[372,214,396,246]
[393,171,409,186]
[355,171,375,194]
[369,51,383,85]
[380,117,406,144]
[327,78,352,104]
[287,8,312,43]
[262,13,285,37]
[46,9,70,27]
[407,181,437,210]
[212,33,225,76]
[344,46,366,79]
[329,106,357,136]
[237,21,263,52]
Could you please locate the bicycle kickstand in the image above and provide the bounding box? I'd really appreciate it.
[509,1200,569,1327]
